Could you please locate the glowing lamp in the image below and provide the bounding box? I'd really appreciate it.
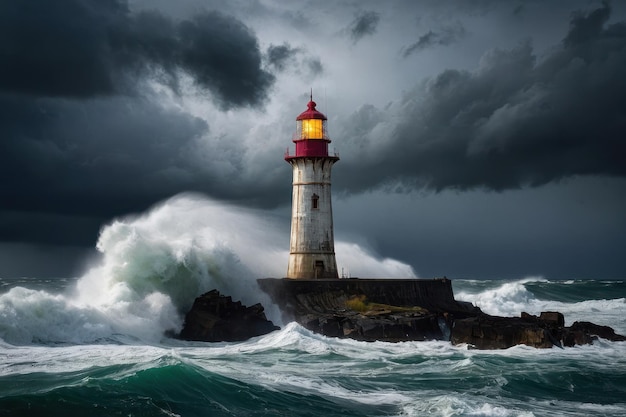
[300,118,324,139]
[296,99,327,140]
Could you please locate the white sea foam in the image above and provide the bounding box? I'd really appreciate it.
[400,395,536,417]
[178,321,462,363]
[455,277,547,317]
[0,193,416,345]
[1,321,624,416]
[455,278,626,334]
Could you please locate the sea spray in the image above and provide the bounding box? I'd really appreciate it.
[454,276,547,317]
[1,195,278,344]
[0,286,113,344]
[76,193,287,309]
[0,193,417,345]
[335,242,417,278]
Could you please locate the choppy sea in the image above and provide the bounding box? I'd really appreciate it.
[0,197,625,416]
[1,277,624,417]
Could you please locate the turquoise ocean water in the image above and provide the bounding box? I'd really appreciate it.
[1,277,625,417]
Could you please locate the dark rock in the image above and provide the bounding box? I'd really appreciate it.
[251,277,625,349]
[179,290,279,342]
[451,315,555,349]
[297,311,447,343]
[319,316,343,338]
[562,328,594,347]
[567,321,626,343]
[539,311,565,327]
[451,312,626,349]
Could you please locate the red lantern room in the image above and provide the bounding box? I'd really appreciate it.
[285,94,337,160]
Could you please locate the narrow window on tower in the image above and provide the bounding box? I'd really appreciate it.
[311,193,319,209]
[314,260,325,279]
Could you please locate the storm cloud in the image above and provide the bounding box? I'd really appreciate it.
[348,11,380,43]
[336,2,626,192]
[266,43,300,72]
[403,23,467,57]
[0,0,277,248]
[1,0,625,279]
[0,0,274,107]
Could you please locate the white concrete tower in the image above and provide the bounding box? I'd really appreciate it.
[285,94,339,279]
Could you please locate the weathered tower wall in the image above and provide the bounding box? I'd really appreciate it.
[287,157,338,279]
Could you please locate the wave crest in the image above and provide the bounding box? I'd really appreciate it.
[0,193,417,345]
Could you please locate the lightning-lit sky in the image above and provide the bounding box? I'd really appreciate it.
[1,0,625,279]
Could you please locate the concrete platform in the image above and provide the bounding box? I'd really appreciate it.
[257,277,472,314]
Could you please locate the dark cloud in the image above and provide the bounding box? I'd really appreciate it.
[0,90,290,247]
[334,178,626,279]
[0,0,280,248]
[2,0,625,278]
[348,11,380,43]
[512,4,525,17]
[0,242,99,278]
[0,211,102,247]
[266,43,300,71]
[336,2,626,193]
[403,23,467,57]
[264,43,324,79]
[564,0,611,47]
[170,12,274,109]
[0,95,209,216]
[0,0,126,97]
[305,58,324,77]
[0,0,273,108]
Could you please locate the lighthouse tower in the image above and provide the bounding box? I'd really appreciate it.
[285,94,339,279]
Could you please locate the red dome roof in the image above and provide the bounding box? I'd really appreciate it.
[296,100,327,121]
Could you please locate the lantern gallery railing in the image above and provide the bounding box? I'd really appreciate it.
[284,148,339,159]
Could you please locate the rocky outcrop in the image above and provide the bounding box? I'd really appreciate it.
[451,313,561,349]
[450,311,626,349]
[258,278,477,343]
[302,312,448,342]
[179,290,279,342]
[296,301,448,342]
[256,278,626,349]
[566,321,626,345]
[179,279,625,348]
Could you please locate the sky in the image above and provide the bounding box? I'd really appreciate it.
[1,0,625,280]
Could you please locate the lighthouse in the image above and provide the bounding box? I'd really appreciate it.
[285,94,339,279]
